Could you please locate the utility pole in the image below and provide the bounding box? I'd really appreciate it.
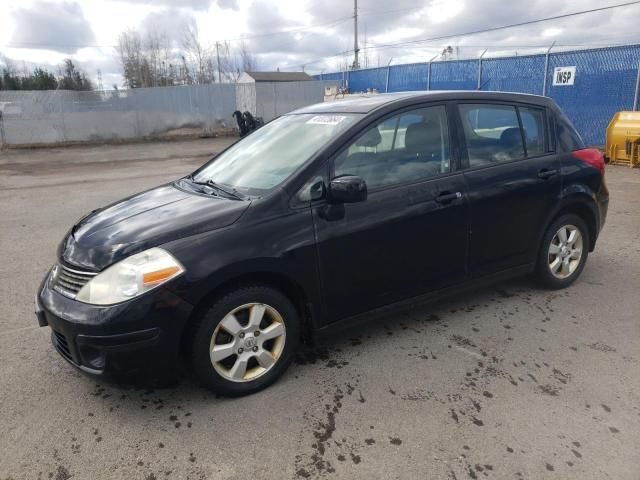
[215,42,222,83]
[352,0,360,70]
[97,69,104,91]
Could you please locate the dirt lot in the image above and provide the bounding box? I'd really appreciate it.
[1,139,639,480]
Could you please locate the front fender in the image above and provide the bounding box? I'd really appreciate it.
[159,205,323,331]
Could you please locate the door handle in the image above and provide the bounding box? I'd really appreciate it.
[435,191,462,204]
[538,169,558,180]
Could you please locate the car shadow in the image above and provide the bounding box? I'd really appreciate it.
[76,276,538,419]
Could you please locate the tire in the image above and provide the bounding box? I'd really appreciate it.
[189,284,300,396]
[535,213,589,290]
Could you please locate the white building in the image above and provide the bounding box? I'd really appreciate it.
[237,71,314,84]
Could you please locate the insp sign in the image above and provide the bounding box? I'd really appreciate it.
[553,66,576,86]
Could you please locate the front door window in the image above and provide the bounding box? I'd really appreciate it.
[334,105,450,189]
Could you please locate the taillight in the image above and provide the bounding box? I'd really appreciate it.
[573,148,605,175]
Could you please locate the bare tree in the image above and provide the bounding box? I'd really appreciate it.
[116,25,258,87]
[117,28,177,88]
[144,30,170,87]
[216,40,259,82]
[117,29,143,88]
[215,41,235,82]
[57,59,93,91]
[440,45,454,60]
[238,41,258,74]
[180,55,192,85]
[182,22,214,84]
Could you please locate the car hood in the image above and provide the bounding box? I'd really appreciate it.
[60,183,250,270]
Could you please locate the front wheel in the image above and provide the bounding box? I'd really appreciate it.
[535,214,589,289]
[189,285,300,396]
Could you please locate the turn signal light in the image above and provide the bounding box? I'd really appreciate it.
[143,266,182,286]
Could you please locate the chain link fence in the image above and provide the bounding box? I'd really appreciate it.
[0,81,333,147]
[319,44,640,145]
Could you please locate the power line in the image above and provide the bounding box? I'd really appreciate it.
[3,20,351,50]
[4,12,357,50]
[198,5,436,44]
[364,1,640,51]
[219,16,353,43]
[0,4,451,50]
[4,0,640,69]
[4,42,118,49]
[280,0,640,69]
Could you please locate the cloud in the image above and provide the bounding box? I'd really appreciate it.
[125,0,211,10]
[245,1,300,34]
[4,0,640,83]
[241,0,350,69]
[10,1,96,54]
[140,8,197,46]
[247,31,345,58]
[125,0,237,11]
[277,0,640,71]
[217,0,239,10]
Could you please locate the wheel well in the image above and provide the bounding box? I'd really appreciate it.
[180,272,311,354]
[552,202,597,251]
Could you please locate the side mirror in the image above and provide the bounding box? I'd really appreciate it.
[329,175,367,204]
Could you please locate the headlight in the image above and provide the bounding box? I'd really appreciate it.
[75,247,184,305]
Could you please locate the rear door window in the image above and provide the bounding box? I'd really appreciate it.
[458,104,524,167]
[519,107,545,157]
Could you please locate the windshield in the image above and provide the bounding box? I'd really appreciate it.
[191,113,362,196]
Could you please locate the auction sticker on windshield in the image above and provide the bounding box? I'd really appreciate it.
[306,115,347,125]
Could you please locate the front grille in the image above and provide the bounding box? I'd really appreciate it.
[52,264,97,299]
[52,330,73,362]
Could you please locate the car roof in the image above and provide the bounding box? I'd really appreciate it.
[291,90,553,114]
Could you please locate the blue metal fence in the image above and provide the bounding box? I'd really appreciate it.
[481,55,546,94]
[317,44,640,145]
[431,59,477,90]
[388,63,428,91]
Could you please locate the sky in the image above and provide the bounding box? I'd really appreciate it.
[0,0,639,89]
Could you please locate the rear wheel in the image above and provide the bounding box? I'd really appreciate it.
[535,214,589,289]
[189,285,300,396]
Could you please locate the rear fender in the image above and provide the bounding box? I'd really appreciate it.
[535,190,599,260]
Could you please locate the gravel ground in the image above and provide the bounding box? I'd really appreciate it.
[1,139,638,480]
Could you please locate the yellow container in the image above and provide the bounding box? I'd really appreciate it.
[606,111,640,167]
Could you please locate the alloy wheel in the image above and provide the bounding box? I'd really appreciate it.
[209,303,286,382]
[548,224,583,279]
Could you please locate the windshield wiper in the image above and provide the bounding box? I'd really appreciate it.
[205,181,244,200]
[187,176,244,200]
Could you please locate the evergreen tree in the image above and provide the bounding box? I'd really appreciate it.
[0,59,93,91]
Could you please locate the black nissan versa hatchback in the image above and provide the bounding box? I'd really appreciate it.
[36,91,608,396]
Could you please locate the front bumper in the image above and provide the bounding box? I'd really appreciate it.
[36,272,194,384]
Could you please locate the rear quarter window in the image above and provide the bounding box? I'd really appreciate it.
[547,111,557,152]
[555,110,585,151]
